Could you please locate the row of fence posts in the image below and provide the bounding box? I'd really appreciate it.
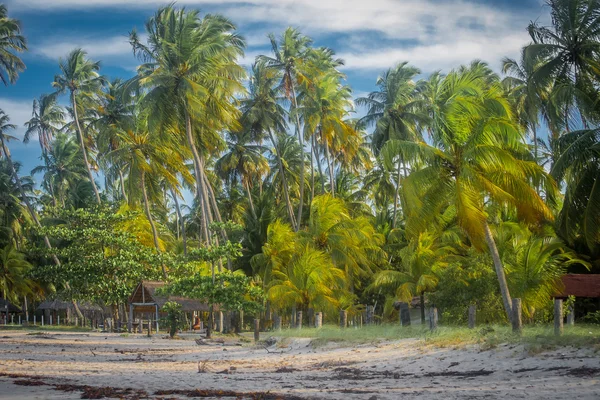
[252,298,574,341]
[4,314,106,328]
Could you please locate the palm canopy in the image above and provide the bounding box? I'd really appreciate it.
[24,93,65,154]
[0,5,26,85]
[0,244,33,302]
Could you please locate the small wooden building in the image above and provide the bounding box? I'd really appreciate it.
[128,281,212,333]
[0,299,20,323]
[554,274,600,320]
[37,299,104,326]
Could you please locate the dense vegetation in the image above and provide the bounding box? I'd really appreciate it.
[1,0,599,326]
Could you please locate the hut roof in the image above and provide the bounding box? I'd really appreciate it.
[129,281,213,312]
[0,299,21,313]
[556,274,600,298]
[37,299,103,312]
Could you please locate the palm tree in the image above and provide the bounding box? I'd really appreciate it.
[31,133,87,207]
[383,63,556,322]
[0,244,33,303]
[551,127,600,254]
[259,28,312,229]
[215,130,269,220]
[524,0,600,128]
[357,63,424,228]
[24,93,65,155]
[130,5,245,246]
[0,5,26,85]
[52,48,105,203]
[369,231,455,323]
[241,62,296,229]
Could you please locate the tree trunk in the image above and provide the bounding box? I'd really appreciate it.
[392,159,402,229]
[169,187,187,257]
[483,222,513,322]
[420,292,425,324]
[71,93,101,204]
[119,169,128,203]
[268,130,297,230]
[310,134,315,205]
[314,138,326,195]
[141,171,166,279]
[244,181,257,220]
[290,82,305,231]
[325,144,335,196]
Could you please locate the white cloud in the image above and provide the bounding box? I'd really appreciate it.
[0,97,35,142]
[34,35,133,60]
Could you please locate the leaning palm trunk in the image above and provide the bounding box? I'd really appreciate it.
[141,171,167,279]
[392,160,402,229]
[0,136,84,320]
[268,130,297,230]
[483,222,513,322]
[71,93,101,204]
[169,186,187,257]
[119,169,128,203]
[325,143,335,196]
[244,181,257,220]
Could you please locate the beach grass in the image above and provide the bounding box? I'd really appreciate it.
[270,323,600,350]
[0,324,92,332]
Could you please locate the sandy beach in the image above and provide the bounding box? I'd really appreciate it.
[0,330,599,399]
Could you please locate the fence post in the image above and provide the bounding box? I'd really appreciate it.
[366,305,374,325]
[468,305,476,329]
[315,312,322,328]
[254,319,260,342]
[567,304,575,326]
[296,311,302,329]
[511,298,522,335]
[339,309,347,328]
[274,315,282,331]
[399,302,411,327]
[554,299,563,336]
[428,307,438,331]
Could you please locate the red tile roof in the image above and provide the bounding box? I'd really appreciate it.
[556,274,600,298]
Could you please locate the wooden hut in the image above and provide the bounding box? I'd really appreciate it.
[128,281,212,333]
[0,299,20,323]
[554,274,600,321]
[37,299,104,326]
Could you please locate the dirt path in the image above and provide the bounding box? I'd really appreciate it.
[0,330,598,399]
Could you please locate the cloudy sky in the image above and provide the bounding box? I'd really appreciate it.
[1,0,549,176]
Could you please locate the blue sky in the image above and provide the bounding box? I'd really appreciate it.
[1,0,549,182]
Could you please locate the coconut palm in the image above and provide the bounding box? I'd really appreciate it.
[24,93,65,155]
[357,63,424,228]
[52,49,105,203]
[259,28,312,229]
[0,5,26,86]
[551,127,600,254]
[0,244,33,303]
[130,5,245,247]
[369,231,457,323]
[31,133,87,207]
[383,63,556,321]
[525,0,600,128]
[241,62,296,229]
[215,131,269,220]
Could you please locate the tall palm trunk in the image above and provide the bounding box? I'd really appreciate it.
[141,170,166,279]
[314,137,325,195]
[0,137,84,319]
[244,181,257,220]
[310,134,315,204]
[184,110,210,245]
[483,222,513,322]
[119,169,128,203]
[169,187,187,257]
[268,130,297,230]
[291,83,305,231]
[71,93,101,204]
[325,144,335,196]
[392,160,402,229]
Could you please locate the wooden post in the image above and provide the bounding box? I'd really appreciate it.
[567,304,575,326]
[366,305,374,325]
[274,314,282,331]
[34,315,37,326]
[511,298,522,335]
[339,309,347,328]
[468,305,476,329]
[291,305,296,328]
[296,311,302,329]
[315,312,322,328]
[254,319,260,342]
[155,304,159,333]
[217,311,223,333]
[428,307,438,331]
[554,298,563,336]
[399,302,411,326]
[128,304,133,333]
[18,315,21,325]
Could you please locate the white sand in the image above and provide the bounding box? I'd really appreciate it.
[0,330,599,399]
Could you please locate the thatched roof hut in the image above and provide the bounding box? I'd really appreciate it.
[0,299,20,313]
[37,299,103,312]
[128,281,213,313]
